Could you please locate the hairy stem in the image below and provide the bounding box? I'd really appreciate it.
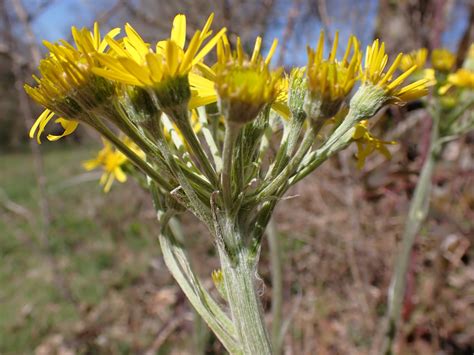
[267,218,284,354]
[381,116,439,354]
[219,244,272,355]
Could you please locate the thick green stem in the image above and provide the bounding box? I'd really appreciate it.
[267,218,283,354]
[381,117,439,355]
[158,225,240,353]
[219,244,272,355]
[149,184,240,353]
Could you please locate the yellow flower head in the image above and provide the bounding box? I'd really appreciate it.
[399,48,428,72]
[307,33,361,101]
[305,32,361,119]
[93,14,226,110]
[361,39,430,104]
[352,120,396,169]
[439,68,474,95]
[214,34,284,124]
[26,23,120,143]
[83,137,143,192]
[431,48,456,72]
[447,68,474,89]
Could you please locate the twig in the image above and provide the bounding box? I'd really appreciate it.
[0,188,34,220]
[144,309,188,354]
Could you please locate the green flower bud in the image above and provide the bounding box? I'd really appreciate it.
[349,83,387,119]
[288,67,307,120]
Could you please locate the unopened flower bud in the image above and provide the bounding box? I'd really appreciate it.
[288,67,307,120]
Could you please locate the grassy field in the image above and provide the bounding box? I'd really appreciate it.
[0,146,171,353]
[1,144,472,354]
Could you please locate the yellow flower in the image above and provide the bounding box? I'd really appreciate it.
[305,32,361,118]
[83,137,143,192]
[307,32,361,100]
[447,68,474,88]
[352,120,396,169]
[431,48,456,72]
[362,39,430,103]
[214,34,284,123]
[399,48,428,72]
[93,14,226,110]
[26,22,120,143]
[423,68,437,85]
[439,68,474,94]
[272,75,291,118]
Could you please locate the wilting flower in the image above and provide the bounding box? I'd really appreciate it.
[26,23,120,143]
[399,48,428,72]
[352,120,396,169]
[431,48,456,72]
[83,137,143,192]
[93,14,226,111]
[214,34,284,124]
[305,32,361,119]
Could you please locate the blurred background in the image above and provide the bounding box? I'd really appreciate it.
[0,0,473,353]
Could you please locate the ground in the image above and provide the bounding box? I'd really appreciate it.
[0,143,472,354]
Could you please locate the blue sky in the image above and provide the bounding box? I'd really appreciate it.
[31,0,115,42]
[29,0,469,65]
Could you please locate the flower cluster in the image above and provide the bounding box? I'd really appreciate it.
[26,23,121,142]
[25,14,436,191]
[400,46,474,95]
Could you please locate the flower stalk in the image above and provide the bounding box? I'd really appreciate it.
[221,121,241,212]
[381,114,439,355]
